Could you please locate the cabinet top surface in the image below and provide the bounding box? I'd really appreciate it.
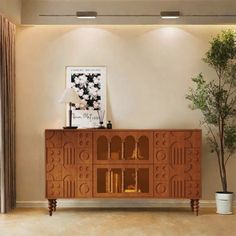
[45,128,201,132]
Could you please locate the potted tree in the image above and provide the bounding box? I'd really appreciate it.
[186,29,236,214]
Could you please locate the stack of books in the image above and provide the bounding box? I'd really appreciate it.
[105,170,122,193]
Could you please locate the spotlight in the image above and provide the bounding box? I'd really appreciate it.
[160,11,180,19]
[76,11,97,19]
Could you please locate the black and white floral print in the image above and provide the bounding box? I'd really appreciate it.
[70,73,102,110]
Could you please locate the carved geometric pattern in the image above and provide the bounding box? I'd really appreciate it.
[154,165,168,180]
[62,131,76,146]
[77,182,92,197]
[154,132,169,147]
[46,148,63,181]
[45,131,95,199]
[154,182,169,198]
[154,162,169,198]
[63,144,76,165]
[77,164,92,197]
[47,181,63,198]
[156,183,167,194]
[169,176,186,198]
[63,177,76,198]
[186,148,200,163]
[185,181,200,198]
[78,150,89,161]
[170,146,186,166]
[78,165,92,180]
[185,148,201,181]
[79,183,90,194]
[154,131,201,199]
[170,131,193,149]
[47,148,62,164]
[190,131,201,148]
[63,165,77,179]
[45,131,62,148]
[77,132,92,148]
[76,149,92,164]
[154,148,168,163]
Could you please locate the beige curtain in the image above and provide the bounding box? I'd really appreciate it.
[0,15,16,213]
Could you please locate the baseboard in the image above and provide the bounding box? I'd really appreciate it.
[16,199,236,208]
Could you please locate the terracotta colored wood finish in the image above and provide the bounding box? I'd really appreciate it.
[93,164,153,198]
[93,131,153,164]
[45,129,201,216]
[45,130,93,199]
[153,131,201,199]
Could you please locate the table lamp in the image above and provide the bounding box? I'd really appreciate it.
[59,87,82,129]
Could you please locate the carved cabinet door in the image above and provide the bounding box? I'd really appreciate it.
[154,130,201,199]
[46,130,64,199]
[45,130,93,199]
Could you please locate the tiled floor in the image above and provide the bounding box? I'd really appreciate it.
[0,208,235,236]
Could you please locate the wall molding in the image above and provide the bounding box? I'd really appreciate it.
[16,199,236,208]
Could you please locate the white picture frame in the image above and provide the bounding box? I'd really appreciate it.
[66,66,106,128]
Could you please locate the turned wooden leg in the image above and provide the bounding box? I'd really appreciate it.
[53,199,57,212]
[193,199,199,216]
[190,199,194,212]
[48,199,54,216]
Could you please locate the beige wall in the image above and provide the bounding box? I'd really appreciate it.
[16,25,236,201]
[0,0,21,24]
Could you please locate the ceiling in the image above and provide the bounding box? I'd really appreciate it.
[21,0,236,25]
[23,0,236,1]
[23,0,236,2]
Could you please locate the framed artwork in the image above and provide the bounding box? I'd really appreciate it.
[66,66,106,128]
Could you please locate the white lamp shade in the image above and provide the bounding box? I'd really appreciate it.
[59,87,81,104]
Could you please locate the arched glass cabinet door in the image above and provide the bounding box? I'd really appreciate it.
[97,168,108,193]
[110,136,122,160]
[124,136,136,160]
[138,136,149,161]
[97,136,108,160]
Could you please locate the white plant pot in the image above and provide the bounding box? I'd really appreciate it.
[215,192,234,214]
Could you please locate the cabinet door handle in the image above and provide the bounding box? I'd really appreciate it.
[121,169,124,193]
[121,142,124,160]
[108,169,111,193]
[135,169,138,192]
[108,142,111,160]
[135,142,138,160]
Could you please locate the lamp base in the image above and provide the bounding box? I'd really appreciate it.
[63,126,78,129]
[98,126,106,129]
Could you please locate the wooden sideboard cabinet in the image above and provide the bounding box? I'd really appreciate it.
[45,129,201,216]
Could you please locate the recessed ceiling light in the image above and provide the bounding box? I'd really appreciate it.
[76,11,97,19]
[160,11,180,19]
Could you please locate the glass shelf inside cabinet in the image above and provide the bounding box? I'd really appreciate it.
[96,168,149,194]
